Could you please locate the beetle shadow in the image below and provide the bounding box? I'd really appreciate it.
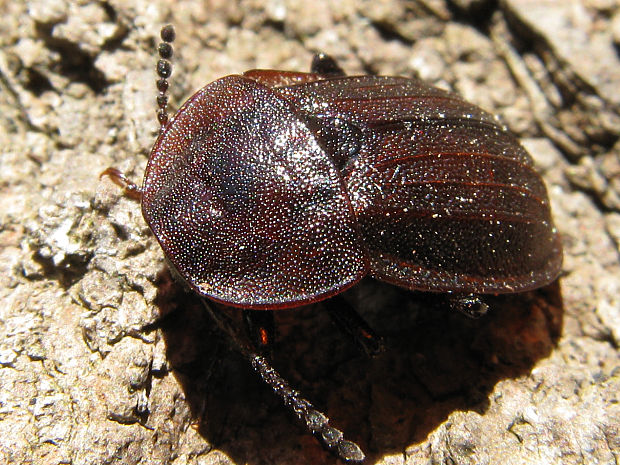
[154,270,563,464]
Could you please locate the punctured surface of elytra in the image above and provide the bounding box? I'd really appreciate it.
[142,41,562,312]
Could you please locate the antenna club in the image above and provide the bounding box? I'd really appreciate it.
[156,25,175,130]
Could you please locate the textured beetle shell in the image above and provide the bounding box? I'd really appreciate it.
[142,71,562,309]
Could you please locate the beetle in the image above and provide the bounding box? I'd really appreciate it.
[103,24,562,462]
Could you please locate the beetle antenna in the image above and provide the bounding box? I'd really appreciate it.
[156,24,175,131]
[249,353,365,462]
[201,300,365,463]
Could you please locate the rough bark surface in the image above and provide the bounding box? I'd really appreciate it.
[1,1,618,464]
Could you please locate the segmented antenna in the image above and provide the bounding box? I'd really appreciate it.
[156,24,175,131]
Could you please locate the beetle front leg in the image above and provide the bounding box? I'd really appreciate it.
[242,309,275,359]
[100,167,143,201]
[323,295,384,356]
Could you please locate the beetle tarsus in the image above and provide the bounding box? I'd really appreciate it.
[100,167,142,201]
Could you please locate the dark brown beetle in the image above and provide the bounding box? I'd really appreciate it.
[103,24,562,462]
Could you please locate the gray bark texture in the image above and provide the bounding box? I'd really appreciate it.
[1,0,618,464]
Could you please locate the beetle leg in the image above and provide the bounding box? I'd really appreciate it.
[100,167,143,201]
[242,309,275,359]
[324,295,385,356]
[446,293,489,319]
[202,300,365,462]
[310,53,346,77]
